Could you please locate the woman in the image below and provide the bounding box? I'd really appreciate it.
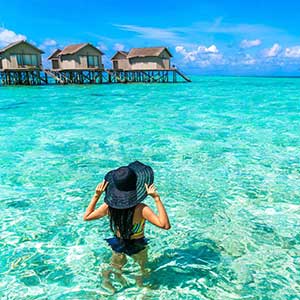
[83,161,171,289]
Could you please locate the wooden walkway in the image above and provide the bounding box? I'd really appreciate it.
[0,68,191,86]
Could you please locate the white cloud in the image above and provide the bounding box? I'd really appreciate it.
[113,43,125,51]
[175,46,185,52]
[264,43,281,57]
[43,39,57,46]
[0,27,26,47]
[176,44,219,57]
[240,39,261,48]
[284,46,300,58]
[175,44,223,66]
[242,54,256,65]
[116,20,284,41]
[114,24,184,45]
[115,24,178,40]
[97,43,108,52]
[202,44,219,53]
[40,38,57,50]
[176,46,197,61]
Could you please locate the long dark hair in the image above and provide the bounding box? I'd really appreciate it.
[108,205,136,240]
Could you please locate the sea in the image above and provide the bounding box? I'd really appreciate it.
[1,76,300,299]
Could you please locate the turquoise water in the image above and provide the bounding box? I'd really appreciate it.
[1,76,300,299]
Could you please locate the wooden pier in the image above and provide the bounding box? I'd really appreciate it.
[43,69,103,84]
[105,69,191,84]
[0,68,47,85]
[0,68,190,86]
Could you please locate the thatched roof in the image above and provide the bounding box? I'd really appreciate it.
[111,51,129,60]
[48,49,62,60]
[0,40,44,54]
[127,47,172,58]
[59,43,104,56]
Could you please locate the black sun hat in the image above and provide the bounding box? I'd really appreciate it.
[104,161,154,209]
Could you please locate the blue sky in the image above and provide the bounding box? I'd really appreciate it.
[1,0,300,75]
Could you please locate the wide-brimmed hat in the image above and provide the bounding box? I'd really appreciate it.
[104,160,154,209]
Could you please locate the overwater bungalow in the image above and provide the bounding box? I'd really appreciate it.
[0,40,44,71]
[47,49,62,70]
[47,43,104,84]
[108,46,190,83]
[48,43,104,71]
[111,47,172,71]
[0,40,44,85]
[111,51,129,70]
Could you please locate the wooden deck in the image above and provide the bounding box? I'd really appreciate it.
[0,68,191,86]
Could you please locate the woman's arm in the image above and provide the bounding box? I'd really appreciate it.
[142,184,171,230]
[83,181,109,221]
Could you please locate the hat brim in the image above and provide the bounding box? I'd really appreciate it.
[104,161,154,209]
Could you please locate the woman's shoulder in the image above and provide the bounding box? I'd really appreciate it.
[136,203,148,211]
[135,203,148,209]
[134,203,148,219]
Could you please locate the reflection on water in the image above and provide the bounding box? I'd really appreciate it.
[100,239,221,296]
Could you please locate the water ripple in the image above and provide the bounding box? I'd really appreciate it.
[1,76,300,299]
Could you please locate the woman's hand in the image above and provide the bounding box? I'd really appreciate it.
[83,181,109,221]
[95,180,108,196]
[145,183,159,198]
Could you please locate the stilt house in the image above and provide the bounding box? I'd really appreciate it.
[48,43,104,71]
[111,47,172,71]
[0,40,44,70]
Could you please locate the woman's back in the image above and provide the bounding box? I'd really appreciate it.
[113,204,145,240]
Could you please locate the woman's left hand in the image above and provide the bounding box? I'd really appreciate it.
[95,180,109,196]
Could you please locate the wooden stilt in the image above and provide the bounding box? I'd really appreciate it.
[0,67,191,86]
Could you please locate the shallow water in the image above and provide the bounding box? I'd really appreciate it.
[1,76,300,299]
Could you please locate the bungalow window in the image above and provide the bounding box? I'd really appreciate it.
[23,55,31,65]
[17,54,38,66]
[17,54,23,65]
[31,55,38,66]
[87,55,99,67]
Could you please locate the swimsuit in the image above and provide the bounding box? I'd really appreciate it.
[130,218,145,239]
[105,218,148,255]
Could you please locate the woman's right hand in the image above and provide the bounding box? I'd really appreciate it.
[145,183,159,198]
[95,180,108,196]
